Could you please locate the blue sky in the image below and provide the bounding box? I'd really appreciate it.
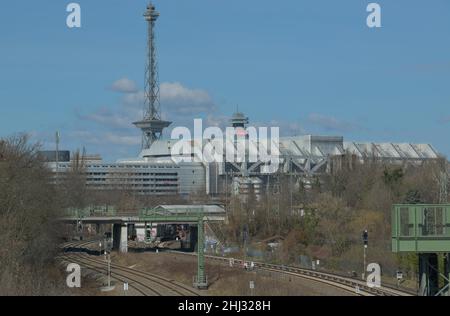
[1,0,449,161]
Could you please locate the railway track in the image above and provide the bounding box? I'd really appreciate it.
[61,239,414,296]
[60,240,99,250]
[60,254,160,296]
[59,240,200,296]
[167,251,415,297]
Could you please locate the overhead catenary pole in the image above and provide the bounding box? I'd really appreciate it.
[55,131,60,183]
[195,214,207,289]
[439,170,448,203]
[243,224,248,269]
[104,235,112,289]
[107,252,111,288]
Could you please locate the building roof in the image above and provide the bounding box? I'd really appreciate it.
[343,142,439,160]
[136,135,440,163]
[153,204,226,215]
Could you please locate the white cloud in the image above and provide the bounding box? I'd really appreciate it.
[160,82,216,115]
[204,114,230,129]
[307,113,361,133]
[74,79,218,155]
[119,81,216,117]
[122,90,145,106]
[77,107,135,129]
[439,116,450,124]
[104,132,141,146]
[69,130,102,144]
[110,78,139,93]
[69,130,140,147]
[273,121,305,136]
[81,80,217,130]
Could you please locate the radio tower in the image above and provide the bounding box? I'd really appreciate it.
[133,2,171,149]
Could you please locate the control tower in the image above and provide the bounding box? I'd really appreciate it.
[134,2,172,149]
[230,110,249,129]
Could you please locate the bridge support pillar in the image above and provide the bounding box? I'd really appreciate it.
[112,223,128,253]
[419,253,439,296]
[120,224,128,253]
[112,224,120,251]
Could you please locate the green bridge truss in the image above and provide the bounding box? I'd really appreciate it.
[64,206,209,289]
[392,204,450,296]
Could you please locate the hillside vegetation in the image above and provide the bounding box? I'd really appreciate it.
[223,155,448,279]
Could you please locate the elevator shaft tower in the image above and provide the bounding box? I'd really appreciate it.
[133,2,171,149]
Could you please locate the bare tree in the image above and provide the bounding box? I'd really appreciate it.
[0,135,67,295]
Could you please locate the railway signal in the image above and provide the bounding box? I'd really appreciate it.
[363,230,369,247]
[363,230,368,280]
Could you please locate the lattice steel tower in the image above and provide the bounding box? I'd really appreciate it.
[133,2,171,149]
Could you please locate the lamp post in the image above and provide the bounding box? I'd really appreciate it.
[104,235,112,288]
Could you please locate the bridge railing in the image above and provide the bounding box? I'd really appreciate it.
[139,207,205,222]
[64,206,117,218]
[63,206,222,221]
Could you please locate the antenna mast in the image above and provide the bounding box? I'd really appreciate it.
[133,2,171,149]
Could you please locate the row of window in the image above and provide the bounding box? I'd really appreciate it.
[85,165,180,169]
[56,164,181,170]
[86,172,178,177]
[399,207,448,236]
[87,178,178,182]
[86,183,178,189]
